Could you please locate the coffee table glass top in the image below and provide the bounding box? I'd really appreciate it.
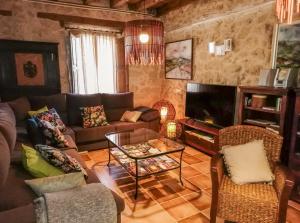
[105,128,185,159]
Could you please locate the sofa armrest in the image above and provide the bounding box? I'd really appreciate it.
[0,204,35,223]
[134,106,160,122]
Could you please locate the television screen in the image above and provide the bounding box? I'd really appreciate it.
[185,83,237,128]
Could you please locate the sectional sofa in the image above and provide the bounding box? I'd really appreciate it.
[0,92,160,223]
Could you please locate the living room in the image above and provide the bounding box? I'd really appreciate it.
[0,0,300,222]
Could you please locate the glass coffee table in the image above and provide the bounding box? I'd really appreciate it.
[105,128,185,198]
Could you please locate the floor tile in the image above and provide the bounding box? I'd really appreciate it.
[182,166,202,178]
[187,173,212,190]
[182,153,202,164]
[184,147,202,156]
[146,184,179,203]
[124,188,157,211]
[183,191,211,211]
[160,178,199,196]
[160,197,199,221]
[178,212,210,223]
[191,161,211,176]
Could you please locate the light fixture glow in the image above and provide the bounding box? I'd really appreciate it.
[139,33,149,43]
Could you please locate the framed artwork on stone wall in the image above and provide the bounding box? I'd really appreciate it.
[272,22,300,68]
[165,39,193,80]
[15,53,45,86]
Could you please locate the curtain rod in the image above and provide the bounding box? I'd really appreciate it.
[66,27,122,35]
[24,0,156,17]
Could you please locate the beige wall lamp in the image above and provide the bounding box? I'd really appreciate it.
[208,39,232,56]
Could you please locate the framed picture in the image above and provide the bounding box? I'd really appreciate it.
[165,39,193,80]
[272,22,300,68]
[15,53,45,86]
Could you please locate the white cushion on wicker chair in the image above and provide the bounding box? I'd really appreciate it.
[222,140,274,185]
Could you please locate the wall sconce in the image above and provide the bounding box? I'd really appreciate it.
[208,39,232,56]
[160,106,168,123]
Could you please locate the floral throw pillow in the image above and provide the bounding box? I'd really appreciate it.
[35,144,87,177]
[36,108,66,132]
[81,105,108,128]
[38,119,69,148]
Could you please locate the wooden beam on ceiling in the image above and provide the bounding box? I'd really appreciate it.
[157,0,198,16]
[111,0,140,8]
[37,12,125,29]
[0,10,12,16]
[134,0,172,11]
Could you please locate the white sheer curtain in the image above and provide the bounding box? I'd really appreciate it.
[70,31,117,94]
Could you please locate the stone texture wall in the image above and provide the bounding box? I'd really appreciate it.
[0,0,149,93]
[158,0,277,118]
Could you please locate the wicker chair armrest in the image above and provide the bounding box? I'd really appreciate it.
[274,163,294,197]
[211,153,225,189]
[274,163,294,223]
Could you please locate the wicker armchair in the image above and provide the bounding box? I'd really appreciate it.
[210,125,294,223]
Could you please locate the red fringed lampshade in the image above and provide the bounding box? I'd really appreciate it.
[276,0,300,24]
[125,20,164,65]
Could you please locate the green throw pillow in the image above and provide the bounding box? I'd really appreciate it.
[25,172,86,196]
[22,144,64,178]
[28,106,48,117]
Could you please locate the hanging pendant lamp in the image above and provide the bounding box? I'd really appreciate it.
[276,0,300,24]
[124,0,164,65]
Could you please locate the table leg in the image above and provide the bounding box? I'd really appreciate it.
[107,141,111,166]
[179,150,184,186]
[135,159,138,199]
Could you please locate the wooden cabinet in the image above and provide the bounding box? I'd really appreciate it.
[289,89,300,203]
[179,118,219,156]
[237,86,295,164]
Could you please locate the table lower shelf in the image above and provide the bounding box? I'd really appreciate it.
[110,148,180,177]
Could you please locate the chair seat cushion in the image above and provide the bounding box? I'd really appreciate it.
[218,176,279,223]
[110,121,148,132]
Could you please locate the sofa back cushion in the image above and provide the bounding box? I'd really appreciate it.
[0,107,17,153]
[66,93,102,125]
[102,92,134,122]
[7,97,31,123]
[28,94,68,124]
[0,132,10,189]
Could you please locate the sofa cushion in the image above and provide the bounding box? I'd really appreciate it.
[64,127,75,141]
[110,121,148,132]
[67,93,102,126]
[0,103,16,126]
[7,97,31,122]
[71,125,116,144]
[81,105,109,128]
[0,132,10,189]
[0,164,37,211]
[102,92,134,122]
[29,94,67,124]
[0,203,35,223]
[134,107,160,122]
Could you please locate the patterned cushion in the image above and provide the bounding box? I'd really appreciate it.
[80,105,108,128]
[28,106,48,118]
[35,144,87,176]
[38,119,69,148]
[36,108,66,132]
[120,111,142,123]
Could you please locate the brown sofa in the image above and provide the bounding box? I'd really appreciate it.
[8,92,160,151]
[0,103,125,223]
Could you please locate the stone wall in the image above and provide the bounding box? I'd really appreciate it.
[159,0,277,118]
[0,0,149,93]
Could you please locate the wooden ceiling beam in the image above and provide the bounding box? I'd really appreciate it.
[134,0,172,11]
[0,10,12,16]
[111,0,140,8]
[37,12,125,29]
[157,0,198,15]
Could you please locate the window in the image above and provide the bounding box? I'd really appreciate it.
[70,31,117,94]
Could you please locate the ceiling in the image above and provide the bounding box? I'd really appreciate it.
[45,0,196,16]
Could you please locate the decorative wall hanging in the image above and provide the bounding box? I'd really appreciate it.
[272,22,300,68]
[276,0,300,24]
[124,19,164,65]
[15,53,45,86]
[165,39,193,80]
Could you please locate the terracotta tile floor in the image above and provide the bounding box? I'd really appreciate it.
[83,147,300,223]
